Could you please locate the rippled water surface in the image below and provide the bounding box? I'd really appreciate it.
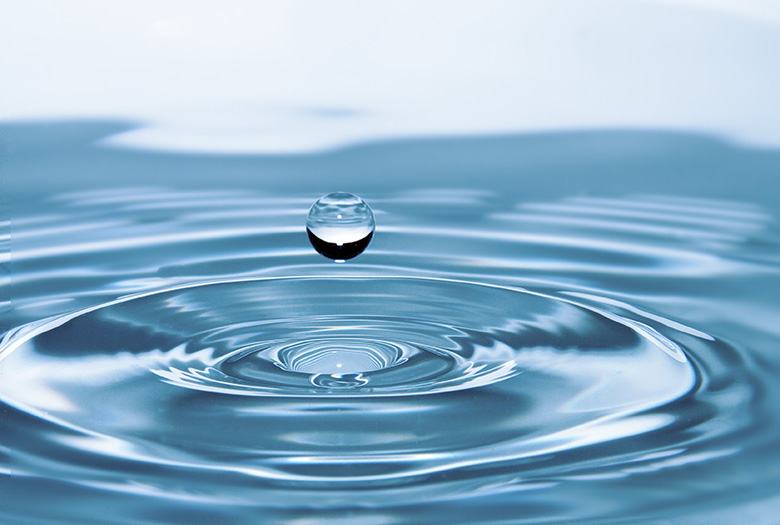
[3,123,780,523]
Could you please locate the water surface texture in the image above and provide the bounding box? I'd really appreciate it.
[2,122,780,524]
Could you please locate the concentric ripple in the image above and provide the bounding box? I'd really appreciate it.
[1,187,777,523]
[0,277,694,401]
[0,273,715,509]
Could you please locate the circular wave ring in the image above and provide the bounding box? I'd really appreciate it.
[0,275,710,505]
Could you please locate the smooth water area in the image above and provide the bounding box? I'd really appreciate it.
[2,122,780,524]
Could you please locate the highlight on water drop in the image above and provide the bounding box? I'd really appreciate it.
[306,192,375,261]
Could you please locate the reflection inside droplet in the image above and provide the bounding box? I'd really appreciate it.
[306,192,375,260]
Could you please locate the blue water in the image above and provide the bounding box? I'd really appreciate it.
[2,121,780,524]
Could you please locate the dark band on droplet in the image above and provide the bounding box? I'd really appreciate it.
[307,229,374,260]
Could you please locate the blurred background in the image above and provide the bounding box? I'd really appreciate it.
[3,0,780,153]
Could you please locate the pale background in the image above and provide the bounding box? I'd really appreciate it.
[2,0,780,152]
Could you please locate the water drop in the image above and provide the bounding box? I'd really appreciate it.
[306,192,375,260]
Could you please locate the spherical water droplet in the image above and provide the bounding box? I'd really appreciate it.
[306,192,375,260]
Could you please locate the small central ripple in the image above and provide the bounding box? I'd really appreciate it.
[224,337,413,390]
[276,339,401,374]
